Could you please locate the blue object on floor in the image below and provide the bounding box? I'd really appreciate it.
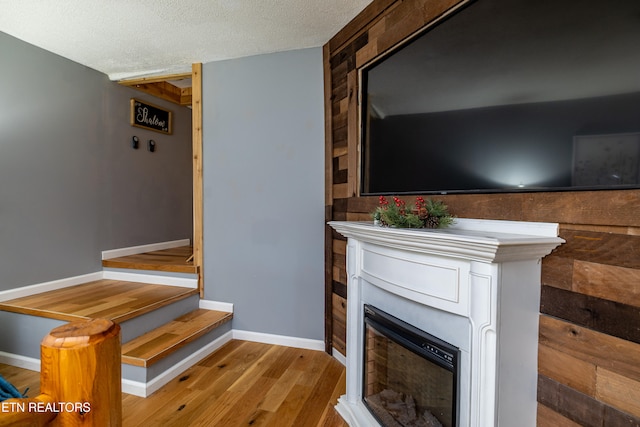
[0,374,27,401]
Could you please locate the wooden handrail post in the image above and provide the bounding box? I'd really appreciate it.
[40,318,122,426]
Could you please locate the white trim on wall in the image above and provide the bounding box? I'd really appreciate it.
[1,332,235,398]
[332,348,347,366]
[2,331,334,398]
[101,270,197,289]
[199,299,234,313]
[0,270,198,302]
[122,330,234,397]
[0,272,103,302]
[0,351,40,372]
[0,240,199,301]
[101,239,191,260]
[232,329,325,351]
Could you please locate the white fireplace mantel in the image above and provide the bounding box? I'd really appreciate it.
[329,218,564,427]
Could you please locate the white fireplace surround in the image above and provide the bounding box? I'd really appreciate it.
[329,218,564,427]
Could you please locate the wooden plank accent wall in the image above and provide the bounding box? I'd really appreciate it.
[323,0,640,424]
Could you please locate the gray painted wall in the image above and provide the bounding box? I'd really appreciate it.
[202,48,325,340]
[0,32,192,291]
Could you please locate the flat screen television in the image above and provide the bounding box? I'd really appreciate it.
[361,0,640,195]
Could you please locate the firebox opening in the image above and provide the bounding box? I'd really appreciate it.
[363,304,460,427]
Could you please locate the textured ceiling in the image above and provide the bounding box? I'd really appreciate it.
[0,0,372,81]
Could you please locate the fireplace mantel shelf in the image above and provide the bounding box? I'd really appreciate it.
[329,218,564,427]
[328,219,563,263]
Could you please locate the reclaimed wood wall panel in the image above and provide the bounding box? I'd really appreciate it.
[324,0,640,424]
[596,368,640,418]
[539,315,640,385]
[573,261,640,306]
[537,403,583,427]
[328,0,396,53]
[538,344,596,396]
[537,375,640,427]
[332,293,347,356]
[541,285,640,345]
[541,256,574,290]
[551,228,640,268]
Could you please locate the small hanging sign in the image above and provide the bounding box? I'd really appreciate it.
[130,98,172,134]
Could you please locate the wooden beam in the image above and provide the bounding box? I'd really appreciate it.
[346,70,359,198]
[191,63,204,298]
[118,72,193,106]
[323,43,334,354]
[118,72,192,86]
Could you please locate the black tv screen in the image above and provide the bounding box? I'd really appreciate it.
[361,0,640,195]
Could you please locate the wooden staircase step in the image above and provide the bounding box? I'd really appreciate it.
[0,280,198,323]
[121,309,233,367]
[102,246,197,274]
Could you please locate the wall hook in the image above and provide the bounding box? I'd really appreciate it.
[148,139,156,152]
[132,136,139,149]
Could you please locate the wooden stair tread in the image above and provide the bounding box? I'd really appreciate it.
[122,309,233,367]
[102,246,197,274]
[0,280,198,323]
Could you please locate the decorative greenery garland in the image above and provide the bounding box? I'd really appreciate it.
[372,196,455,229]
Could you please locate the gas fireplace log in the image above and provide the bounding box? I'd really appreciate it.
[368,389,444,427]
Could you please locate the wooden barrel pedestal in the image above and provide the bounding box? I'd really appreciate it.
[40,318,122,426]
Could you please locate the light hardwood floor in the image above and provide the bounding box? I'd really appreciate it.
[102,245,197,274]
[0,280,198,323]
[0,340,348,427]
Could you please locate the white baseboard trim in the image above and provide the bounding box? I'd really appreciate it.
[124,331,328,397]
[2,332,234,399]
[122,330,233,397]
[1,331,337,399]
[102,239,191,260]
[199,299,234,313]
[0,269,197,302]
[0,351,40,372]
[1,239,193,302]
[0,272,103,302]
[102,270,197,289]
[332,347,347,366]
[232,329,325,351]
